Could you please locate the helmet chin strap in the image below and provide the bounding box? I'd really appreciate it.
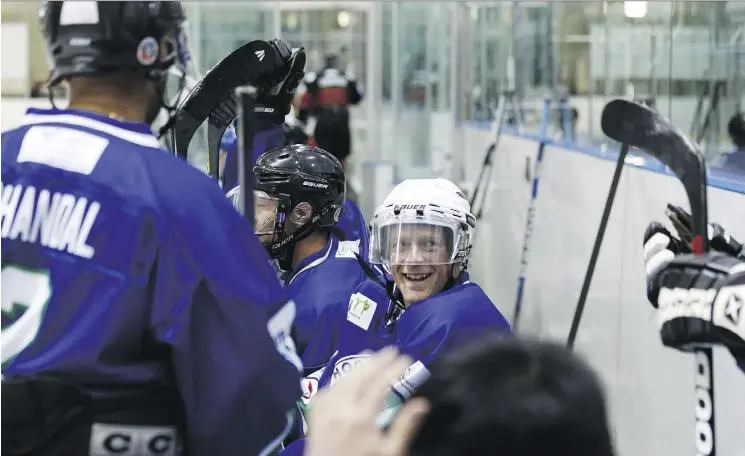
[155,70,186,134]
[269,205,334,272]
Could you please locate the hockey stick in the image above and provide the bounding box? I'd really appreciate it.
[566,142,629,349]
[236,86,259,225]
[160,41,283,180]
[598,98,714,456]
[512,98,561,330]
[567,99,643,348]
[469,92,510,219]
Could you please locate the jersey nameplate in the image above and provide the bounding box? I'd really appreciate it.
[347,293,376,330]
[19,126,108,175]
[335,239,360,259]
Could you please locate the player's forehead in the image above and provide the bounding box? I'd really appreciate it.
[390,223,447,240]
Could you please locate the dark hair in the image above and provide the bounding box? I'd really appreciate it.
[728,112,745,148]
[409,336,615,456]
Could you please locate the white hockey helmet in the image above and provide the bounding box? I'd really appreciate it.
[369,178,475,267]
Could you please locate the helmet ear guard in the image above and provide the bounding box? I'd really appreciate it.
[289,201,313,226]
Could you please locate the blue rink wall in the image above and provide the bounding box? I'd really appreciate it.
[461,122,745,456]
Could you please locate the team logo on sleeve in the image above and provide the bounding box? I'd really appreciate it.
[347,293,376,330]
[391,361,431,399]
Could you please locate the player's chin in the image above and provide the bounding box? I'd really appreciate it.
[398,274,439,304]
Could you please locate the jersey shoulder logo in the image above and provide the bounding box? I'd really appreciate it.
[335,239,360,259]
[347,293,377,331]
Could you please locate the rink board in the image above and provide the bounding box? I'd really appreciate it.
[465,125,745,456]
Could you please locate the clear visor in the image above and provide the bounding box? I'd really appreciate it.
[370,214,463,266]
[254,190,281,236]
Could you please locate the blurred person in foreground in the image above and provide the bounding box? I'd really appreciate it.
[304,338,615,456]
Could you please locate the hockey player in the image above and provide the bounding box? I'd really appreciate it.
[281,179,512,455]
[322,178,511,374]
[1,3,302,455]
[219,101,370,261]
[644,205,745,373]
[298,53,364,205]
[228,144,368,370]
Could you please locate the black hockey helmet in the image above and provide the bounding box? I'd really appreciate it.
[40,1,189,87]
[252,144,346,269]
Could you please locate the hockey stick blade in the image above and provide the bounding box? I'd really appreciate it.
[600,99,709,253]
[162,41,280,169]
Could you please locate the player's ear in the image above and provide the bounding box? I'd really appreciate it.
[290,201,313,225]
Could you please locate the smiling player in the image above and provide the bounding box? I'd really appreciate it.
[285,179,512,446]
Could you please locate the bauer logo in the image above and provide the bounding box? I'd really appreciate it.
[302,181,328,189]
[393,205,426,212]
[89,423,177,456]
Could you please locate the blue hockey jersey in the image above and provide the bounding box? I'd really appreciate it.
[286,235,369,370]
[221,122,370,260]
[1,108,301,456]
[280,273,512,456]
[316,273,512,389]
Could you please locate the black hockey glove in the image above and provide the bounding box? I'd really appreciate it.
[247,39,306,124]
[647,252,745,370]
[643,204,745,303]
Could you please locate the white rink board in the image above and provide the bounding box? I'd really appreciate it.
[464,122,745,456]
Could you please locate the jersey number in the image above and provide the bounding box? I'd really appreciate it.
[1,265,52,366]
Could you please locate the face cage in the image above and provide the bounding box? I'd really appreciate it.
[258,192,293,257]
